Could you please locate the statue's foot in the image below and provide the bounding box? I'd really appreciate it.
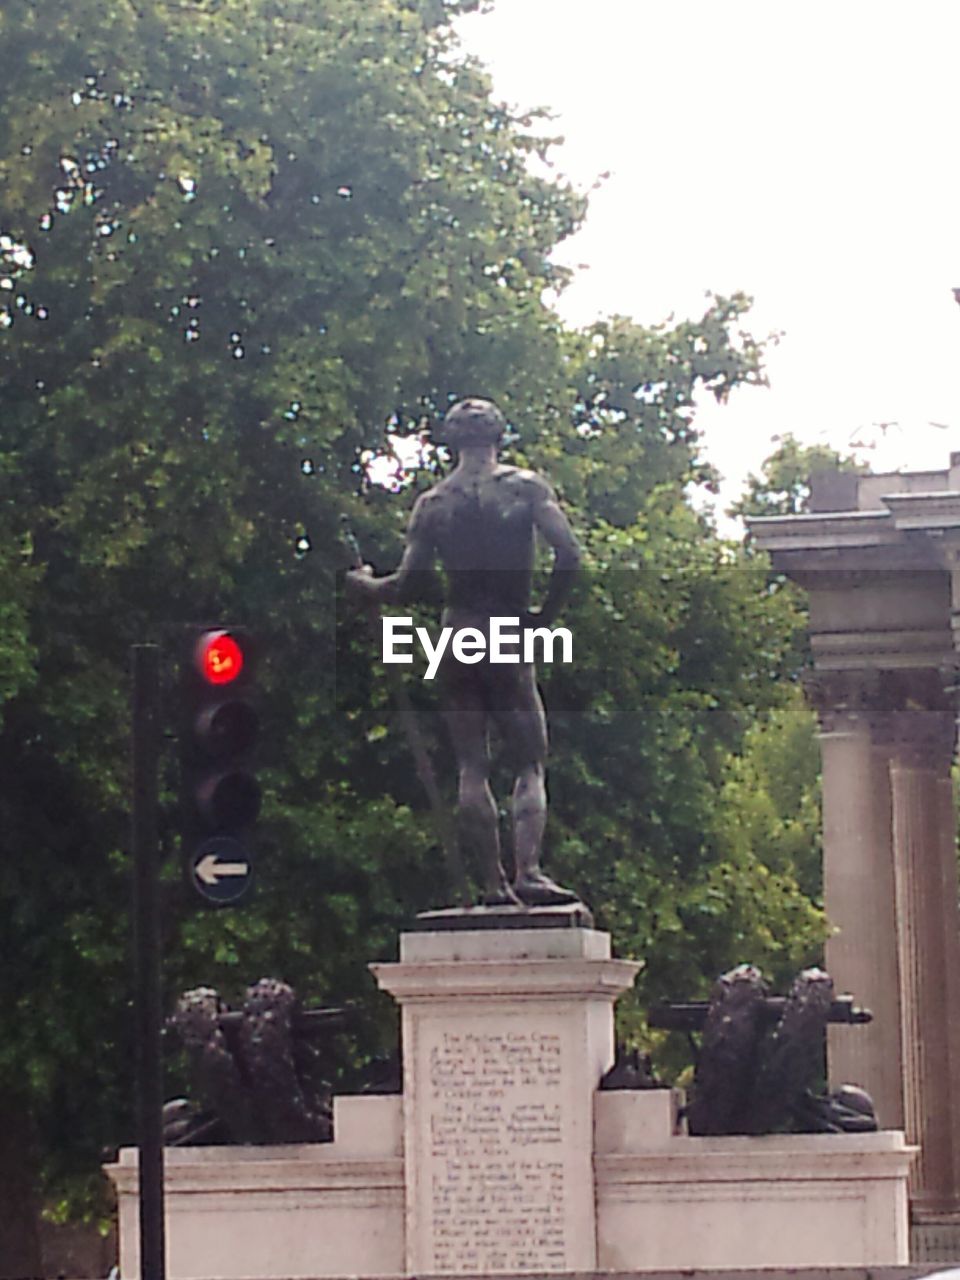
[480,881,523,908]
[513,871,580,907]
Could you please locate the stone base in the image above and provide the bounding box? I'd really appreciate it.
[413,902,595,931]
[596,1093,915,1270]
[374,925,638,1274]
[107,1092,916,1279]
[107,927,916,1278]
[910,1221,960,1264]
[106,1096,404,1280]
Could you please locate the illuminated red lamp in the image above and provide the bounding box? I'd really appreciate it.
[194,630,245,687]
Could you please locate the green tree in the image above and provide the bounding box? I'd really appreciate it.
[0,0,825,1259]
[0,0,585,1251]
[346,296,824,1024]
[527,310,824,1033]
[715,689,822,902]
[730,433,865,518]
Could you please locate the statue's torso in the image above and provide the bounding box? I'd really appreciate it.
[424,465,540,620]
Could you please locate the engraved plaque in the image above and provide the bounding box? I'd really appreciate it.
[421,1020,572,1273]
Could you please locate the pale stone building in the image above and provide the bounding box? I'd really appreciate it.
[750,454,960,1247]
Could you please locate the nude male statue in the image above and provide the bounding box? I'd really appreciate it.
[347,397,582,908]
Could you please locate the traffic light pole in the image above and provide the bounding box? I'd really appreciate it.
[131,644,166,1280]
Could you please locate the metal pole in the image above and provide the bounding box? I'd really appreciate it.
[132,644,166,1280]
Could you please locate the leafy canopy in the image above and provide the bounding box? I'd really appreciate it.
[0,0,822,1226]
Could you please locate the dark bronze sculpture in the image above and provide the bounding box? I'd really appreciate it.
[651,964,878,1136]
[347,398,582,908]
[164,980,336,1145]
[164,980,403,1146]
[599,1047,660,1091]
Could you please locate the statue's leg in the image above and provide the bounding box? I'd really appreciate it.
[491,665,579,907]
[443,680,517,905]
[513,760,547,878]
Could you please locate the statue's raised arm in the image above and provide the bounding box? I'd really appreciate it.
[347,490,439,607]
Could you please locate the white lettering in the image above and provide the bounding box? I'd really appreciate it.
[418,625,452,681]
[381,621,574,678]
[523,626,573,664]
[489,616,520,663]
[382,616,414,663]
[452,627,486,665]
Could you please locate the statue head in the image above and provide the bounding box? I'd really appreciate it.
[439,398,506,450]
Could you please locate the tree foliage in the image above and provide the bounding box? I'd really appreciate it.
[0,0,587,1227]
[0,0,823,1237]
[730,432,865,519]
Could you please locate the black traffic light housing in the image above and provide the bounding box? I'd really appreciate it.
[180,627,260,903]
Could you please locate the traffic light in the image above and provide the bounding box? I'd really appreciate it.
[180,627,259,904]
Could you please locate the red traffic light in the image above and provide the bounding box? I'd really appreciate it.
[194,631,245,686]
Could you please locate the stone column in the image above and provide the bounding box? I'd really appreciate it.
[806,672,903,1127]
[888,701,960,1221]
[937,768,960,1196]
[372,925,639,1275]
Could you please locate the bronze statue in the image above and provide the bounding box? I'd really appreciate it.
[165,981,334,1145]
[347,397,582,908]
[652,965,878,1136]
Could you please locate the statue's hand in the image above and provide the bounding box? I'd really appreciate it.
[345,564,379,601]
[520,607,551,631]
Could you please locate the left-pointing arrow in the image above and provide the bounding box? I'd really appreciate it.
[189,835,254,905]
[195,853,249,885]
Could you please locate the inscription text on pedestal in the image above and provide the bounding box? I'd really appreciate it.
[426,1025,568,1273]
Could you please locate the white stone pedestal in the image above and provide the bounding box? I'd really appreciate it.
[596,1091,916,1269]
[372,924,640,1275]
[107,922,917,1277]
[107,1096,404,1279]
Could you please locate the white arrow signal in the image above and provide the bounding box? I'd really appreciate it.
[196,853,250,886]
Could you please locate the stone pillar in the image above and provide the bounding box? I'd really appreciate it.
[888,703,960,1221]
[806,672,903,1127]
[937,768,960,1199]
[372,925,639,1275]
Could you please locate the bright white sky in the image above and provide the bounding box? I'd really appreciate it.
[457,0,960,506]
